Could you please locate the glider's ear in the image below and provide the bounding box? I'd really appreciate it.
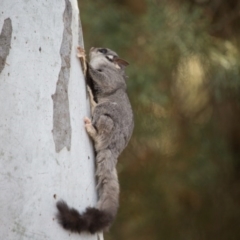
[114,57,129,69]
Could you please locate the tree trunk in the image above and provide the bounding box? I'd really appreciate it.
[0,0,102,239]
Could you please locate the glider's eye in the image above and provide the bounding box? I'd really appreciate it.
[106,55,114,62]
[98,48,107,54]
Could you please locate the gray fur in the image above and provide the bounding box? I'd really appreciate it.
[56,47,134,234]
[86,47,134,221]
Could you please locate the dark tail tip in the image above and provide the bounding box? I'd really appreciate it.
[84,207,114,233]
[56,200,114,234]
[56,200,88,233]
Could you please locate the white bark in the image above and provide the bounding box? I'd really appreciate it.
[0,0,102,239]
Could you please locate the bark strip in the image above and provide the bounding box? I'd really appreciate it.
[0,18,12,74]
[52,0,72,152]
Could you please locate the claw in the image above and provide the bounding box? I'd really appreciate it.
[84,117,91,124]
[77,46,85,58]
[77,46,87,76]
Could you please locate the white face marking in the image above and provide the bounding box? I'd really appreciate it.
[114,63,121,69]
[107,55,114,60]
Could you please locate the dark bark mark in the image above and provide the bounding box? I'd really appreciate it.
[0,18,12,74]
[52,0,72,152]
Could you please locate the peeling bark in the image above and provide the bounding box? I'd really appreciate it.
[52,0,72,153]
[0,18,12,74]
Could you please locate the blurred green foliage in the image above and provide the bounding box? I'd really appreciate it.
[79,0,240,239]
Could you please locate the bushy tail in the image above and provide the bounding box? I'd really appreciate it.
[56,150,119,234]
[56,201,114,234]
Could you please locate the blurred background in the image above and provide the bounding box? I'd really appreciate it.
[78,0,240,239]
